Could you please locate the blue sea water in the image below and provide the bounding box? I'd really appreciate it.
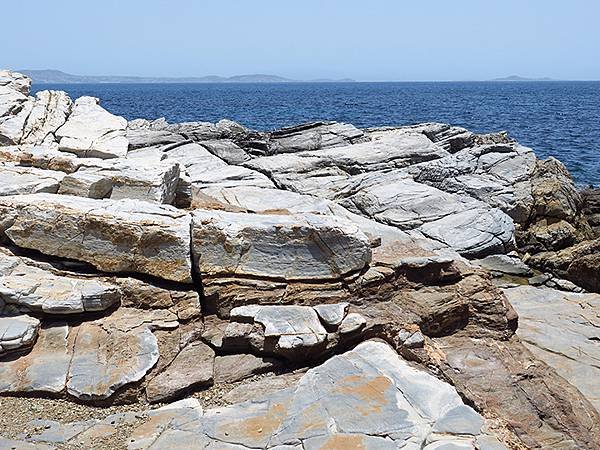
[33,81,600,187]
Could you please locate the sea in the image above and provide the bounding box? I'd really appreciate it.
[32,81,600,187]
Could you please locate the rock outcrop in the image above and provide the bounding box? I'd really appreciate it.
[1,69,599,449]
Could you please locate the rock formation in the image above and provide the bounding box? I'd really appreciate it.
[0,69,599,449]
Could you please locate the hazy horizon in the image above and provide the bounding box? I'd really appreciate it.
[3,0,600,81]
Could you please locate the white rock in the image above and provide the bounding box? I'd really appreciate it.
[0,164,65,196]
[55,96,129,159]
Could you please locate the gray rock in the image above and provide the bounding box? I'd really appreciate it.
[528,273,551,286]
[313,302,349,327]
[0,313,39,354]
[198,139,250,164]
[504,285,600,412]
[267,121,365,154]
[433,404,484,435]
[214,353,280,383]
[19,90,72,145]
[230,305,328,353]
[146,341,214,403]
[475,254,533,276]
[192,209,372,281]
[0,252,121,314]
[0,323,70,393]
[66,310,164,400]
[419,207,515,258]
[338,312,367,334]
[10,341,503,449]
[58,170,113,198]
[0,165,65,196]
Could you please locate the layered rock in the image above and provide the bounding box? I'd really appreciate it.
[0,194,192,283]
[0,69,599,449]
[192,209,372,281]
[0,250,120,314]
[0,308,178,400]
[10,341,506,449]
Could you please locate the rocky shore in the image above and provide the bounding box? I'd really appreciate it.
[0,69,599,449]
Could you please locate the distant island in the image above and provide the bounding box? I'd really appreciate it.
[491,75,554,82]
[20,69,356,84]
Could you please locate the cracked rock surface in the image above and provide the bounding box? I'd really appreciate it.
[0,69,599,449]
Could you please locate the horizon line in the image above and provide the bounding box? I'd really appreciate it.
[17,69,600,83]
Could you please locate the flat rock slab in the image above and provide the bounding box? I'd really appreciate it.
[475,254,533,276]
[14,341,504,449]
[0,252,121,314]
[0,323,71,393]
[192,210,372,281]
[55,96,129,159]
[0,194,192,283]
[66,318,160,400]
[214,353,280,383]
[0,309,177,400]
[146,341,214,403]
[0,164,65,196]
[504,285,600,413]
[59,160,181,204]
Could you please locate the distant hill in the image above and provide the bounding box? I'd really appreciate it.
[491,75,554,82]
[19,69,355,84]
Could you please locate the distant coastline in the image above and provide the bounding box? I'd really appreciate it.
[490,75,554,82]
[22,70,595,85]
[20,69,356,84]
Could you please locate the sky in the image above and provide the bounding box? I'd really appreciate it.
[3,0,600,81]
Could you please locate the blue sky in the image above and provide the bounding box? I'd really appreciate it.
[4,0,599,80]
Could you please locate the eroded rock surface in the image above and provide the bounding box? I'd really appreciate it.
[0,194,192,283]
[12,341,505,450]
[0,69,599,449]
[504,285,600,412]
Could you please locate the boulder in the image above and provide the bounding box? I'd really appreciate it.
[566,252,600,293]
[55,96,129,159]
[0,313,39,355]
[526,238,600,292]
[0,194,193,283]
[0,71,31,144]
[19,90,72,145]
[582,187,600,236]
[518,158,594,253]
